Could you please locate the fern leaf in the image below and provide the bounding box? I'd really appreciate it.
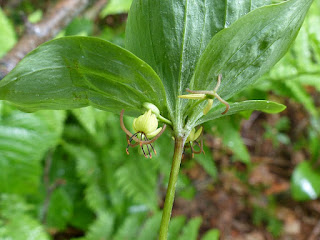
[168,216,186,240]
[137,211,162,240]
[115,156,159,211]
[178,217,202,240]
[85,211,115,240]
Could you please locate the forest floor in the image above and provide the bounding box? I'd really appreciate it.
[173,97,320,240]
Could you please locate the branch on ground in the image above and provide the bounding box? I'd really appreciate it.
[0,0,91,79]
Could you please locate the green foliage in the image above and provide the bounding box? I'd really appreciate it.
[263,117,290,148]
[0,0,308,133]
[206,117,251,163]
[256,0,320,118]
[291,161,320,201]
[201,229,220,240]
[178,217,202,240]
[116,157,159,211]
[253,205,283,237]
[194,146,218,179]
[46,188,73,230]
[0,194,50,240]
[0,104,65,194]
[0,8,16,58]
[100,0,133,17]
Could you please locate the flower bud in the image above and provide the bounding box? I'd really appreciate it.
[203,99,213,115]
[143,102,160,117]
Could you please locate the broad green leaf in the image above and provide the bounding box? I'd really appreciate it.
[0,37,166,117]
[126,0,270,127]
[0,109,64,194]
[291,161,320,201]
[196,100,286,125]
[0,8,16,58]
[189,0,313,125]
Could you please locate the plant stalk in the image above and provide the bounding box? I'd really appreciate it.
[159,136,185,240]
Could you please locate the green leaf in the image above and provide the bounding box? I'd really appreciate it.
[206,118,250,163]
[197,100,286,125]
[137,212,162,240]
[168,216,186,240]
[0,194,50,240]
[46,188,73,230]
[126,0,269,127]
[291,161,320,201]
[0,110,64,194]
[85,211,115,240]
[201,229,220,240]
[115,156,159,211]
[0,8,16,58]
[194,146,217,179]
[178,217,202,240]
[101,0,133,17]
[189,0,313,125]
[71,107,97,135]
[113,213,147,240]
[0,36,166,116]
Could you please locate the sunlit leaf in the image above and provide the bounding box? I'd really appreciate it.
[291,161,320,201]
[0,8,16,58]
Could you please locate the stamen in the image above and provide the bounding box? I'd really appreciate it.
[145,135,157,156]
[140,133,148,158]
[143,135,152,158]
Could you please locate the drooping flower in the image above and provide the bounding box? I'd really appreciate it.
[120,109,166,158]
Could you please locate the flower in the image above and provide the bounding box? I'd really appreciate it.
[133,110,162,138]
[120,109,167,158]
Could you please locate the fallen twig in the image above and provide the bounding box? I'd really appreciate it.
[0,0,90,79]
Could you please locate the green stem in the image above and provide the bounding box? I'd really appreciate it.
[159,136,185,240]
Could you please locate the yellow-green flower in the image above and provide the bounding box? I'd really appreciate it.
[178,74,230,115]
[186,127,203,143]
[133,110,162,138]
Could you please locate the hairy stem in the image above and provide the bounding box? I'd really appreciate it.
[159,136,185,240]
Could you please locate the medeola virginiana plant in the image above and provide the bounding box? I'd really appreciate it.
[0,0,313,239]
